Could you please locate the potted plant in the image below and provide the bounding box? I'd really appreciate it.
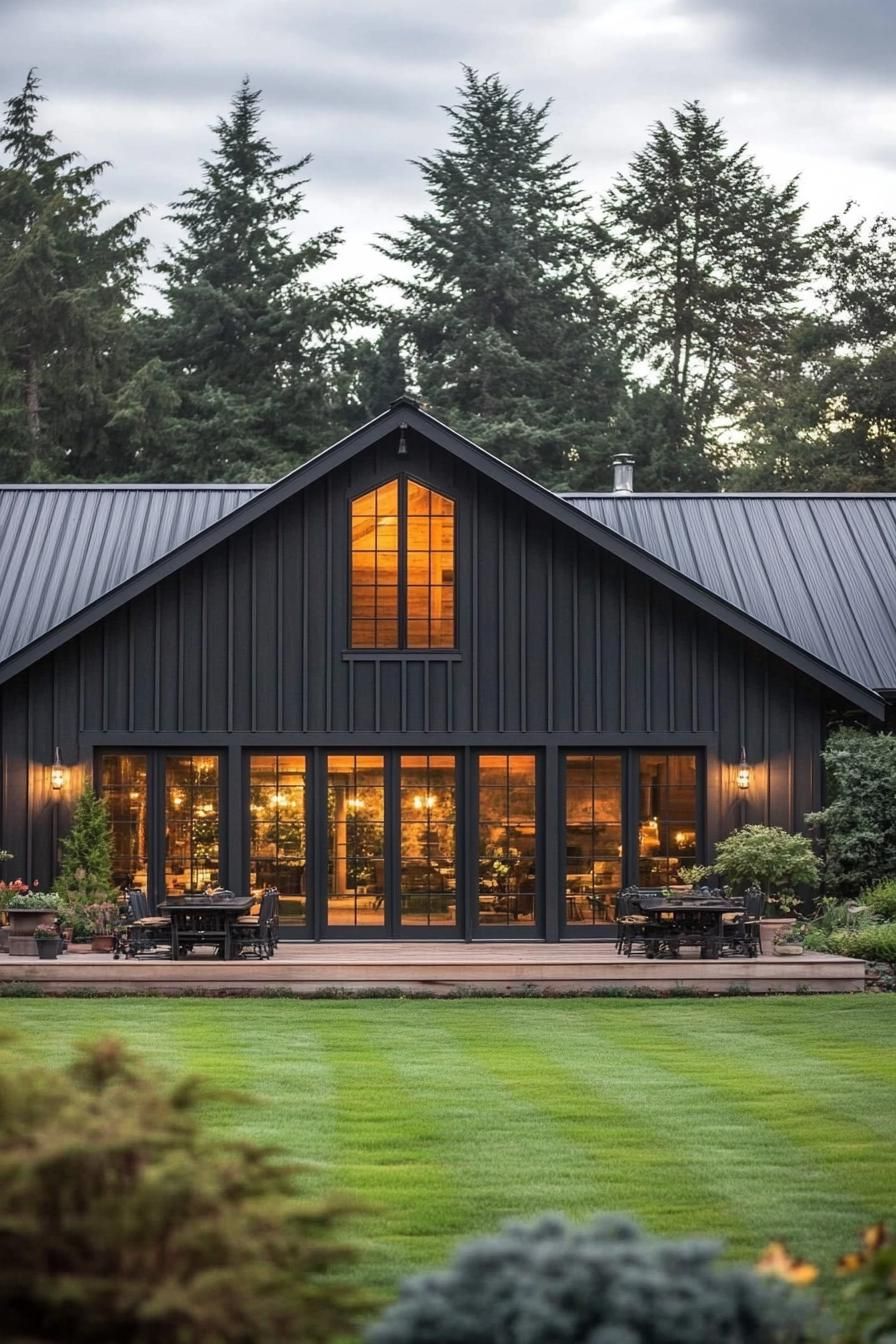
[683,825,820,955]
[0,875,31,952]
[6,890,62,955]
[773,923,806,957]
[84,901,120,953]
[33,922,61,960]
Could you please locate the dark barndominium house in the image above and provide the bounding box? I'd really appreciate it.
[0,397,894,941]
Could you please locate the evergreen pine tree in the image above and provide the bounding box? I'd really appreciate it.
[58,786,114,905]
[0,70,148,480]
[148,79,373,481]
[379,67,623,489]
[731,210,896,490]
[602,101,807,486]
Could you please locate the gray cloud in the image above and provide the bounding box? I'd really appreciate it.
[685,0,896,82]
[2,0,895,296]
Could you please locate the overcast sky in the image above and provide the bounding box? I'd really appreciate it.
[3,0,895,297]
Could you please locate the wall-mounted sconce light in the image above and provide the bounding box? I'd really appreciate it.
[397,422,409,456]
[50,746,66,791]
[736,746,751,790]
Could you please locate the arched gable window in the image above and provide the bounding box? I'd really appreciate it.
[350,477,455,649]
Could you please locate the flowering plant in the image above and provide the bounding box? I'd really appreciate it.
[5,888,61,911]
[0,878,33,910]
[33,923,60,940]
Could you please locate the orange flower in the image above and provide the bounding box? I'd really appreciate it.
[756,1241,819,1286]
[862,1222,888,1252]
[837,1251,865,1275]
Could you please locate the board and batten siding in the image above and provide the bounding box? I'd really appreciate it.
[1,433,830,888]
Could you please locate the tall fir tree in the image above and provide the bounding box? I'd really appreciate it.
[602,101,807,487]
[147,79,373,482]
[0,70,148,481]
[731,209,896,490]
[379,67,623,489]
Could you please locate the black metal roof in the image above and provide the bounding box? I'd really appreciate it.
[0,411,891,708]
[562,493,896,693]
[0,485,259,665]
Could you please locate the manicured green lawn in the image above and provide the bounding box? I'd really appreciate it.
[3,996,895,1293]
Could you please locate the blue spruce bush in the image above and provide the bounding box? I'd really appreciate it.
[367,1214,812,1344]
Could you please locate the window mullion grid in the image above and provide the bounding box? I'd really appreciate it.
[398,476,408,649]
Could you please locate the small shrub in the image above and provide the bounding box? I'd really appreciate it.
[366,1214,812,1344]
[0,1037,368,1344]
[825,922,896,964]
[700,826,819,912]
[863,878,896,921]
[58,787,116,906]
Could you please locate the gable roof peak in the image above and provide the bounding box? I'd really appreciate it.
[389,393,421,412]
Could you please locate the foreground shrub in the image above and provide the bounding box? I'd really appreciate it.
[0,1037,366,1344]
[807,728,896,900]
[366,1214,812,1344]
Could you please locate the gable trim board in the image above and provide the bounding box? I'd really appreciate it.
[0,400,884,719]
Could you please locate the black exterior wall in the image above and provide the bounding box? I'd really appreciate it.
[0,425,847,935]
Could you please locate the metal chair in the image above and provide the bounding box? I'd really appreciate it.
[721,885,763,957]
[113,888,172,959]
[232,887,279,959]
[615,887,649,956]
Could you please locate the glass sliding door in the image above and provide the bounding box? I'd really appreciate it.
[327,755,386,928]
[164,755,221,895]
[564,755,622,926]
[638,753,698,886]
[399,755,457,928]
[477,754,537,927]
[99,753,148,890]
[249,755,306,925]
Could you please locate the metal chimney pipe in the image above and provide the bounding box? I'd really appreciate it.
[612,454,635,495]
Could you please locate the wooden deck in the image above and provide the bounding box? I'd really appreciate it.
[0,942,865,994]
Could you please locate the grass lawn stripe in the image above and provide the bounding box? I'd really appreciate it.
[306,1004,474,1289]
[535,1002,891,1260]
[336,1003,664,1250]
[443,1002,760,1248]
[621,1002,896,1144]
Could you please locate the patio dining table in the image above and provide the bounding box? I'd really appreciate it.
[157,894,253,960]
[636,893,737,959]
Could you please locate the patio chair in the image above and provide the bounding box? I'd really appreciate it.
[113,888,172,960]
[232,887,279,960]
[721,885,763,957]
[615,887,648,956]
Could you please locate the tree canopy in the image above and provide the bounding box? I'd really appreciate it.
[0,71,894,494]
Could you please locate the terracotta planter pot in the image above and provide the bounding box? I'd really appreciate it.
[8,908,58,937]
[91,934,115,953]
[760,917,796,956]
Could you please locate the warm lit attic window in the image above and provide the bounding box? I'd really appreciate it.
[350,477,455,649]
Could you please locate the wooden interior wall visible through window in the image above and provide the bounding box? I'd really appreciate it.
[350,478,455,649]
[406,481,455,648]
[351,480,399,647]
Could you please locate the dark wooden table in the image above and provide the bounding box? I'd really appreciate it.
[158,895,253,960]
[636,895,736,959]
